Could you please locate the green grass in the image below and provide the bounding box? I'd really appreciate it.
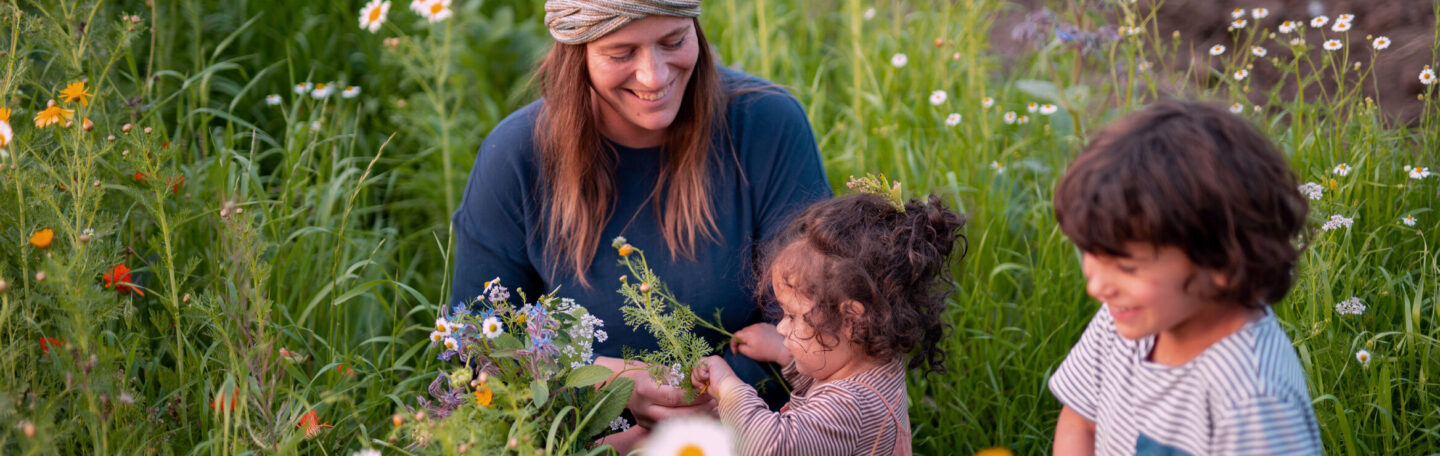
[0,0,1436,454]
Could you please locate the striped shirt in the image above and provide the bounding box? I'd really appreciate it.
[1049,305,1322,455]
[718,358,910,455]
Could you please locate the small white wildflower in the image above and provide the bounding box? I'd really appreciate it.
[311,83,334,98]
[1003,111,1018,124]
[1209,44,1226,56]
[1026,101,1039,113]
[1279,21,1296,34]
[1251,8,1269,19]
[1321,214,1355,231]
[1409,166,1431,179]
[1372,36,1391,50]
[1234,69,1249,81]
[990,160,1005,173]
[294,82,313,95]
[1336,14,1354,23]
[351,449,383,456]
[1355,349,1371,367]
[429,331,444,343]
[1229,102,1244,114]
[1332,21,1351,33]
[488,284,511,303]
[443,337,459,351]
[418,0,453,22]
[310,120,322,130]
[1251,46,1268,57]
[929,90,947,106]
[1323,40,1342,51]
[945,113,962,126]
[341,86,361,99]
[482,316,503,339]
[1017,115,1030,124]
[1420,67,1436,86]
[609,416,631,432]
[434,317,453,335]
[358,0,390,33]
[594,329,608,343]
[890,53,908,68]
[1298,182,1324,200]
[981,96,995,108]
[1401,215,1417,226]
[1230,19,1247,29]
[1231,8,1245,19]
[1332,163,1351,176]
[1335,297,1366,315]
[863,7,876,20]
[1310,16,1329,28]
[1036,104,1056,115]
[265,94,282,106]
[1290,37,1306,46]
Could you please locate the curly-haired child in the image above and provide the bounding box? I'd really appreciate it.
[1049,100,1322,455]
[690,192,966,456]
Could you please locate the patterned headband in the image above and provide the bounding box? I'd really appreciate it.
[543,0,702,45]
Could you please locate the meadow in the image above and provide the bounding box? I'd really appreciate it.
[0,0,1436,454]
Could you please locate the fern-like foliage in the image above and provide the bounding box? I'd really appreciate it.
[611,237,714,400]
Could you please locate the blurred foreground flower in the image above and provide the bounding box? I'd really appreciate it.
[643,416,735,456]
[359,0,390,32]
[975,448,1015,456]
[40,337,66,356]
[0,108,12,149]
[30,228,54,249]
[297,410,334,439]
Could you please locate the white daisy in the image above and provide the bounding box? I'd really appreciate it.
[1323,39,1342,51]
[351,449,382,456]
[429,331,444,343]
[1310,16,1328,28]
[481,316,504,339]
[1290,37,1305,46]
[294,82,313,95]
[890,53,908,68]
[1372,36,1391,50]
[1026,101,1038,113]
[1279,21,1296,34]
[0,118,12,150]
[929,90,947,106]
[1421,67,1436,85]
[1401,215,1417,226]
[410,0,433,14]
[358,0,390,33]
[311,83,335,98]
[1229,102,1243,113]
[265,94,282,106]
[419,0,452,22]
[1251,8,1269,19]
[342,86,361,98]
[642,416,735,456]
[1251,46,1267,57]
[1332,163,1351,176]
[1298,182,1323,200]
[1409,166,1431,179]
[990,160,1005,173]
[1039,104,1058,115]
[1209,44,1226,56]
[944,113,961,126]
[1355,349,1371,367]
[981,97,995,108]
[1336,14,1355,23]
[1332,21,1351,32]
[434,317,453,335]
[443,337,459,351]
[1230,19,1247,29]
[1230,8,1245,19]
[1017,115,1030,124]
[1234,69,1249,80]
[1003,111,1017,124]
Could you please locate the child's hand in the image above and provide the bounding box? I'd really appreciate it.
[692,356,743,401]
[730,323,793,365]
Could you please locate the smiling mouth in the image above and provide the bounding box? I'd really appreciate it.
[630,81,673,101]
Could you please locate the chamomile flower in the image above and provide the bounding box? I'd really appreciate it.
[981,97,995,108]
[644,416,736,456]
[0,108,11,149]
[481,316,504,339]
[1251,46,1268,57]
[1331,21,1351,32]
[1229,103,1244,113]
[294,82,313,95]
[1355,349,1371,367]
[1420,67,1436,85]
[435,317,454,335]
[311,83,334,98]
[1026,101,1038,113]
[419,0,452,22]
[1279,21,1296,34]
[929,90,947,106]
[1230,8,1245,19]
[443,337,459,351]
[1401,215,1417,226]
[1408,166,1431,179]
[890,53,908,68]
[945,113,962,126]
[1017,115,1030,124]
[1372,36,1391,50]
[1251,8,1269,19]
[1321,214,1354,231]
[429,331,445,343]
[1323,39,1342,51]
[358,0,390,33]
[1003,111,1017,124]
[1290,37,1305,46]
[1335,297,1366,315]
[990,160,1005,173]
[1310,16,1328,28]
[1039,104,1058,115]
[1234,69,1249,80]
[1332,163,1352,176]
[1230,19,1247,29]
[1298,182,1324,200]
[1209,44,1226,56]
[342,86,361,98]
[1336,14,1354,23]
[265,94,282,106]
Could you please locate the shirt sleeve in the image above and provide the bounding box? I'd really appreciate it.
[717,381,865,456]
[1211,394,1323,455]
[1048,307,1111,423]
[449,108,545,309]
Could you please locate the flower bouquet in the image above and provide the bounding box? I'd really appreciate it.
[399,280,633,455]
[611,237,715,401]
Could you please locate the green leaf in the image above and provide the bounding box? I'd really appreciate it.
[531,379,549,404]
[494,333,523,351]
[579,377,634,440]
[564,365,614,389]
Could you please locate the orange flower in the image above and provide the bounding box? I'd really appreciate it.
[210,386,239,412]
[134,171,144,182]
[29,228,54,249]
[59,81,93,106]
[297,410,334,439]
[618,243,634,257]
[102,264,145,296]
[39,337,66,355]
[335,363,355,377]
[34,105,75,128]
[474,382,493,407]
[0,107,10,122]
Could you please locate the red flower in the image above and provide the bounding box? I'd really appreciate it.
[210,386,239,412]
[335,363,356,377]
[134,171,144,182]
[297,410,334,439]
[102,264,145,296]
[166,175,184,194]
[39,337,66,356]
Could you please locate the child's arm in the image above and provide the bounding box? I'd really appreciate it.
[694,356,864,455]
[1054,405,1096,456]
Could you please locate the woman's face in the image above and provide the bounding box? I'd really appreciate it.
[585,15,699,148]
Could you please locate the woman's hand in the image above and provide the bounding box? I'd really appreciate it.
[594,356,715,428]
[692,356,744,402]
[729,323,792,365]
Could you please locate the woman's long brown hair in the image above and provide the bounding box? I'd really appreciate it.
[533,18,725,286]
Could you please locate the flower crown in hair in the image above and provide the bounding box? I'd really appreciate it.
[845,173,905,212]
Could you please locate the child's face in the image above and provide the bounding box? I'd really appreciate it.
[772,276,866,382]
[1080,242,1226,341]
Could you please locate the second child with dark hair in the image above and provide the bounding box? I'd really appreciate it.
[1049,100,1321,455]
[690,192,966,456]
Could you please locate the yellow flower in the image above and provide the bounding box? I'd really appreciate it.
[34,105,75,128]
[30,228,54,249]
[474,382,493,407]
[974,448,1014,456]
[59,81,93,106]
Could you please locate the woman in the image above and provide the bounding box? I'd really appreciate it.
[450,0,831,445]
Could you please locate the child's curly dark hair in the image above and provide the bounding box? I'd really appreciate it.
[758,193,966,374]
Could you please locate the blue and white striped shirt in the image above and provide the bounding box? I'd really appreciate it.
[1049,305,1322,455]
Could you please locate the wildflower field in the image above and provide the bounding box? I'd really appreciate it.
[1,0,1437,454]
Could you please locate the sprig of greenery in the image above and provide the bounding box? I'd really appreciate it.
[611,237,713,400]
